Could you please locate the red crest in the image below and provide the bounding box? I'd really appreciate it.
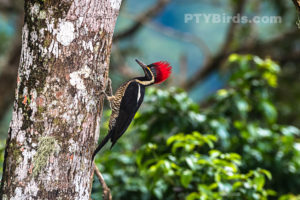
[152,61,172,84]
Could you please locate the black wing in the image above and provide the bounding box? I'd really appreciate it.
[110,81,145,147]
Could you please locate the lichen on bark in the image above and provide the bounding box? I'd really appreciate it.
[32,136,60,177]
[0,0,122,199]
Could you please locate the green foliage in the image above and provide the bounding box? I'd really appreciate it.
[205,55,300,194]
[137,132,274,200]
[279,194,300,200]
[134,87,204,142]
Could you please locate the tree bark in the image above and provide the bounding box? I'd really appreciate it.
[0,0,122,199]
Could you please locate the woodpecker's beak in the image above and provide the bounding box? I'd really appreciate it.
[135,59,148,72]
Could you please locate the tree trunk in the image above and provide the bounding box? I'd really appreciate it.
[0,0,122,199]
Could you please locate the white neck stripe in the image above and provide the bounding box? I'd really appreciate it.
[136,68,155,86]
[137,84,141,103]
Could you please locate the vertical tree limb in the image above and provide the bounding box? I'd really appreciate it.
[94,163,112,200]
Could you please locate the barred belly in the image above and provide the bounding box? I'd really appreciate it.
[108,80,133,130]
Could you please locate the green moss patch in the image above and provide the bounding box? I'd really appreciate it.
[32,136,60,177]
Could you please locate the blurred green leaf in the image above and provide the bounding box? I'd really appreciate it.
[180,170,193,188]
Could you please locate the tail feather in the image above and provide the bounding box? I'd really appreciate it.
[110,140,117,150]
[92,133,111,160]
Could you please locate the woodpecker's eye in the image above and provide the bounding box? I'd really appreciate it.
[150,67,157,78]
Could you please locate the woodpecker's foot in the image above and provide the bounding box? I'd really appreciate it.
[105,78,113,97]
[95,89,105,97]
[99,90,107,97]
[96,78,112,97]
[99,90,113,109]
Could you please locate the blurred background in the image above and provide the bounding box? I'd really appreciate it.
[1,0,300,199]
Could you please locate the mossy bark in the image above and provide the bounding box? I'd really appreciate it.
[0,0,122,199]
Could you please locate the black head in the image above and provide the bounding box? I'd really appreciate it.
[135,59,154,81]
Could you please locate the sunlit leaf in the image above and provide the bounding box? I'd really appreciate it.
[180,170,193,188]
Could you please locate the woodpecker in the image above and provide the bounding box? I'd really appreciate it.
[92,59,172,159]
